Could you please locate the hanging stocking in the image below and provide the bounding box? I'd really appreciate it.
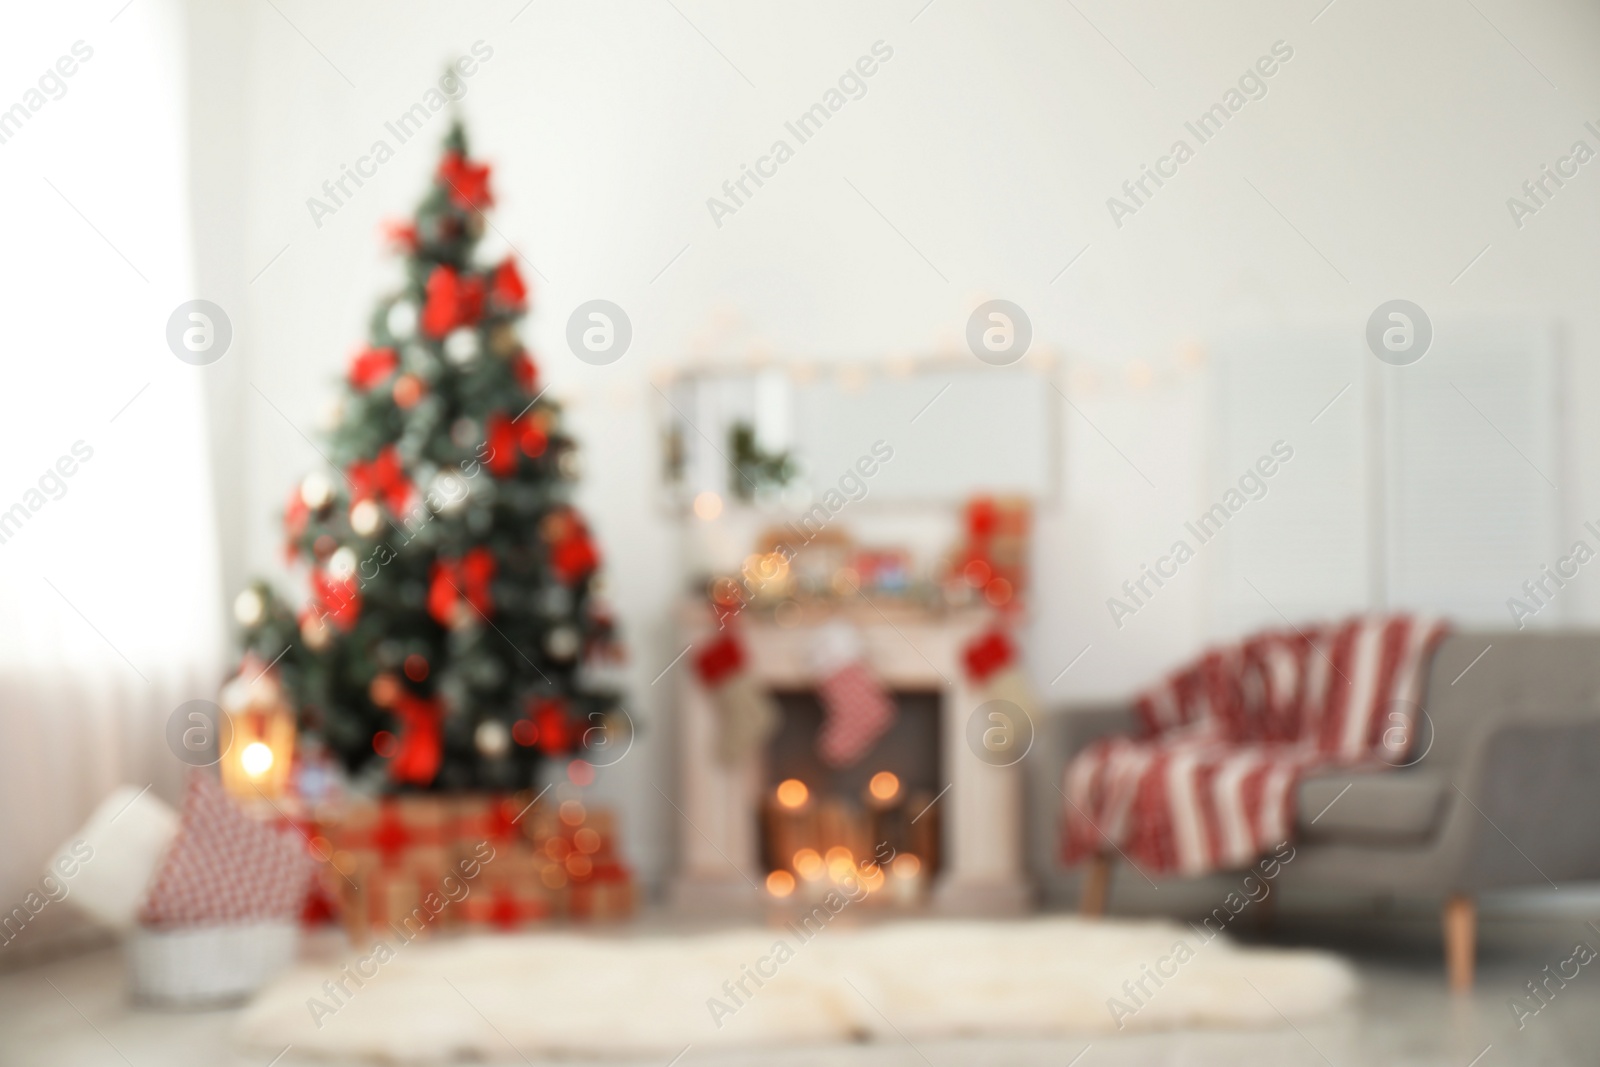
[963,626,1038,719]
[693,632,779,766]
[813,621,895,767]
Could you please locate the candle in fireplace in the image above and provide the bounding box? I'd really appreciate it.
[891,852,924,904]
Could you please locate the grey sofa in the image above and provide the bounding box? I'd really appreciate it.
[1037,631,1600,989]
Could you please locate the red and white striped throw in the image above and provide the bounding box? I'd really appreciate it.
[139,771,317,928]
[1062,613,1448,877]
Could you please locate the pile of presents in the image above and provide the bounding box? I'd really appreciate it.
[304,791,635,941]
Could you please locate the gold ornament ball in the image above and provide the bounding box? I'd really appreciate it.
[489,323,519,356]
[393,374,425,409]
[369,673,401,708]
[302,613,332,650]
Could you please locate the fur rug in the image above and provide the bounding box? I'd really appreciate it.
[236,917,1355,1062]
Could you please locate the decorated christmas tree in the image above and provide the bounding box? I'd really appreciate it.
[234,121,621,792]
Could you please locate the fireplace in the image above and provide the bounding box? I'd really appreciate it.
[669,602,1031,915]
[760,690,943,903]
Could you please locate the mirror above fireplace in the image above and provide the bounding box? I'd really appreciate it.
[657,356,1060,512]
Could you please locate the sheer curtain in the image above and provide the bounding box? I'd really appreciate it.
[0,0,224,933]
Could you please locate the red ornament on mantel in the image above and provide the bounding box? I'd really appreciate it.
[693,631,779,766]
[960,625,1038,726]
[693,632,746,686]
[962,628,1016,683]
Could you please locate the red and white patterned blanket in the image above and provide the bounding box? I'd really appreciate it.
[139,771,317,928]
[1062,613,1448,877]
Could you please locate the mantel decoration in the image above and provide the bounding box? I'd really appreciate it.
[232,121,623,793]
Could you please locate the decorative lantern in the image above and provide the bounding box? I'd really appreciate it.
[217,656,296,801]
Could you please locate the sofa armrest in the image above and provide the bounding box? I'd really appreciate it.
[1056,702,1140,760]
[1026,702,1137,890]
[1453,717,1600,891]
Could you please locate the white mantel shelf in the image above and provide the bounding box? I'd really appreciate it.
[667,600,1034,916]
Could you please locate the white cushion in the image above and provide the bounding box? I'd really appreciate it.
[54,785,179,931]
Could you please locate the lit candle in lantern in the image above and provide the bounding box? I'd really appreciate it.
[891,852,923,905]
[218,657,296,801]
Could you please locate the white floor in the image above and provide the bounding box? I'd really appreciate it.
[2,913,1597,1066]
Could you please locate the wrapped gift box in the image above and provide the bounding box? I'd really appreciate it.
[314,792,634,940]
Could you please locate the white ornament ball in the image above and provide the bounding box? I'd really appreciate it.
[350,499,382,537]
[320,397,346,432]
[450,418,481,449]
[327,546,358,581]
[430,471,469,514]
[300,471,334,510]
[444,328,480,365]
[475,719,510,759]
[387,300,418,340]
[233,589,265,627]
[545,626,580,661]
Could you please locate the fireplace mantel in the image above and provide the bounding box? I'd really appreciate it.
[668,601,1033,915]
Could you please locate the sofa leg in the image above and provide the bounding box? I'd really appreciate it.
[1443,894,1476,992]
[1080,855,1112,918]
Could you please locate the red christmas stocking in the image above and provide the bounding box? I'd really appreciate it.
[694,632,779,766]
[962,626,1038,761]
[962,627,1037,715]
[813,622,895,767]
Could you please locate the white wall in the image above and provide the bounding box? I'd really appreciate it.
[188,0,1600,889]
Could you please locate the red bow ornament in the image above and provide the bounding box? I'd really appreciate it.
[421,266,485,338]
[551,529,599,585]
[427,547,497,627]
[389,693,443,785]
[283,487,309,561]
[311,569,361,631]
[383,220,419,253]
[347,347,398,390]
[348,445,415,515]
[531,698,572,755]
[512,351,538,393]
[484,412,520,478]
[490,259,527,310]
